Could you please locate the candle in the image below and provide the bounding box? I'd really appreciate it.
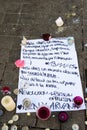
[21,36,27,46]
[1,96,15,111]
[55,17,64,27]
[72,124,79,130]
[1,124,8,130]
[8,120,13,124]
[58,111,69,122]
[23,98,31,109]
[12,114,19,122]
[22,126,29,130]
[36,105,51,120]
[73,96,83,107]
[11,125,17,130]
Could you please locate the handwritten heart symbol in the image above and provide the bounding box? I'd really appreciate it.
[18,105,22,110]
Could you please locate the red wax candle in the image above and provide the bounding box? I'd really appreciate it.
[36,106,51,120]
[58,112,69,122]
[73,96,83,106]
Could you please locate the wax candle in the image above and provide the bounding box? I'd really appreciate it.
[11,125,17,130]
[1,124,8,130]
[58,111,69,122]
[72,124,79,130]
[23,98,31,109]
[73,96,83,106]
[1,96,15,111]
[22,126,29,130]
[36,105,51,120]
[55,17,64,27]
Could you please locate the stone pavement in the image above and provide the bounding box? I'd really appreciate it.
[0,0,87,130]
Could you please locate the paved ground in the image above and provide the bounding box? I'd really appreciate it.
[0,0,87,130]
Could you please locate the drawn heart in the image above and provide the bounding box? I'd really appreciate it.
[17,105,22,110]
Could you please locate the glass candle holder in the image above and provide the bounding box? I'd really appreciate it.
[36,105,51,120]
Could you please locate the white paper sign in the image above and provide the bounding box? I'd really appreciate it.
[16,37,85,113]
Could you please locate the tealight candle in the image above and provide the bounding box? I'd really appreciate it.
[1,124,8,130]
[21,36,27,45]
[55,17,64,27]
[58,111,69,122]
[22,126,29,130]
[11,125,17,130]
[1,96,15,111]
[12,114,19,121]
[72,124,79,130]
[23,98,31,109]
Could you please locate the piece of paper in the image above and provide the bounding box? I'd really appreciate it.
[16,37,85,113]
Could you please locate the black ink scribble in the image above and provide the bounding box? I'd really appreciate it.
[21,70,26,74]
[30,60,32,65]
[45,62,49,65]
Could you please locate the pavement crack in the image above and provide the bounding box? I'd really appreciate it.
[0,63,7,84]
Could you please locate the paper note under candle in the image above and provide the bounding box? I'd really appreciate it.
[16,37,85,113]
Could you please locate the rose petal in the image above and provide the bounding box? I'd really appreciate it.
[1,86,11,94]
[15,59,24,68]
[42,33,51,41]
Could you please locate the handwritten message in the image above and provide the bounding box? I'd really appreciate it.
[16,37,85,113]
